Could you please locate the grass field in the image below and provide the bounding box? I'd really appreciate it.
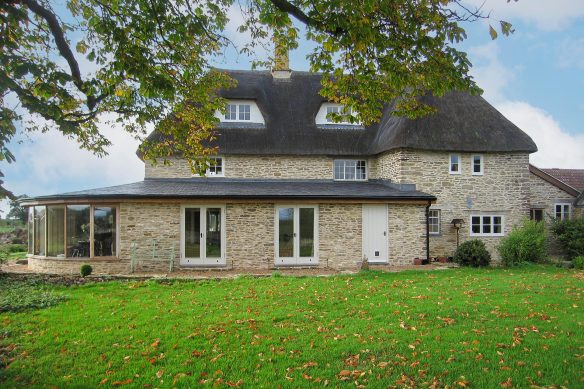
[0,266,582,388]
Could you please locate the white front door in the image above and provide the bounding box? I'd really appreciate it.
[181,205,226,266]
[362,204,388,263]
[275,206,318,266]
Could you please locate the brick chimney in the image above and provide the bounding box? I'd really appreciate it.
[272,36,291,79]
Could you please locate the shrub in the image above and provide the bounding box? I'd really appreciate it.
[574,256,584,270]
[80,264,93,277]
[498,220,547,266]
[0,275,67,312]
[550,218,584,259]
[0,243,27,253]
[453,239,491,267]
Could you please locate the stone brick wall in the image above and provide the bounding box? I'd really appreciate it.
[319,203,362,269]
[381,149,531,261]
[388,204,427,265]
[226,203,274,269]
[529,173,577,223]
[119,202,181,271]
[145,155,379,180]
[28,257,133,275]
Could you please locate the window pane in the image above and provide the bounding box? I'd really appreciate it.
[206,208,221,258]
[334,160,344,180]
[345,160,356,180]
[207,158,223,175]
[493,216,502,234]
[184,208,201,258]
[473,156,482,173]
[67,205,90,257]
[450,155,459,172]
[471,216,480,234]
[482,216,491,233]
[225,104,237,120]
[356,160,367,179]
[278,208,294,257]
[28,207,34,254]
[94,207,116,257]
[429,210,440,234]
[47,206,65,257]
[299,208,314,257]
[34,206,46,256]
[239,104,250,120]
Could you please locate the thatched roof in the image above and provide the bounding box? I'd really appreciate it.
[143,70,537,157]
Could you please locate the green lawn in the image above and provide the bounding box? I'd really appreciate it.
[0,266,582,388]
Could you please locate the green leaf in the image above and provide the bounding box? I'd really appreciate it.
[489,25,498,40]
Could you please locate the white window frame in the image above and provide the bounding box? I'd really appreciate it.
[554,203,571,221]
[180,205,227,266]
[449,154,461,175]
[274,205,319,266]
[216,100,265,123]
[470,214,504,237]
[471,154,484,176]
[429,209,440,235]
[333,159,367,181]
[205,157,224,177]
[315,103,361,125]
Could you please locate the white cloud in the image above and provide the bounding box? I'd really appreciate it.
[2,117,144,198]
[465,0,584,31]
[468,41,515,103]
[496,101,584,168]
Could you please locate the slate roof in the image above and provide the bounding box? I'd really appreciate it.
[143,69,538,157]
[540,168,584,192]
[24,178,436,203]
[529,165,582,197]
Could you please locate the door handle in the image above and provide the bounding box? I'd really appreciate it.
[383,231,386,236]
[200,233,203,238]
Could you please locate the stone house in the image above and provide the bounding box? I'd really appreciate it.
[22,67,579,275]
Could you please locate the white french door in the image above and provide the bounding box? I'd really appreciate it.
[180,205,226,266]
[275,205,318,266]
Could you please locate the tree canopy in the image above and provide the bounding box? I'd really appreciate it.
[0,0,514,185]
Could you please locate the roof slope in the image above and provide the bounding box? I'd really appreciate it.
[24,178,435,202]
[540,168,584,192]
[529,164,581,197]
[144,70,537,156]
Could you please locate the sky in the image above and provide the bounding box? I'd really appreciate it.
[1,0,584,214]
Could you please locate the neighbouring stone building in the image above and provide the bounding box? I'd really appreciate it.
[22,66,582,275]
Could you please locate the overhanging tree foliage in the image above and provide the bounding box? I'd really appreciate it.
[0,0,514,187]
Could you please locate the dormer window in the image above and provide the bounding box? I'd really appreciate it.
[316,103,361,126]
[224,104,251,121]
[326,106,353,123]
[216,100,265,124]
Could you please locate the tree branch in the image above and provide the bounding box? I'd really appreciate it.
[268,0,345,35]
[21,0,98,110]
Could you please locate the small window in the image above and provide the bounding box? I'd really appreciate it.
[206,157,224,177]
[555,203,571,221]
[449,154,461,174]
[224,104,251,121]
[530,208,543,222]
[326,105,353,123]
[470,214,504,236]
[471,155,483,175]
[334,160,367,180]
[429,209,440,235]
